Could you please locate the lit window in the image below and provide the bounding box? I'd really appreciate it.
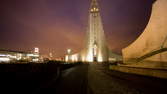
[91,9,94,12]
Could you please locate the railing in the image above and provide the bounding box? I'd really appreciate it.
[137,48,167,62]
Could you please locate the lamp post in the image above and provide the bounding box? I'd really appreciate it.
[66,49,72,63]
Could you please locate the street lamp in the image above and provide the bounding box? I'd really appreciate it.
[67,49,71,54]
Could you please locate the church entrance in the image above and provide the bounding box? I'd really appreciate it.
[93,43,98,62]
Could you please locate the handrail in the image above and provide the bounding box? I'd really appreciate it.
[137,48,167,62]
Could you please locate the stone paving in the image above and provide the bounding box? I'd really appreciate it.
[88,64,141,94]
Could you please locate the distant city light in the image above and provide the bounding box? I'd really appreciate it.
[71,55,78,62]
[16,54,22,60]
[65,55,69,62]
[0,57,10,62]
[34,47,39,53]
[0,48,41,63]
[109,58,116,61]
[67,49,71,54]
[91,9,94,12]
[49,53,53,57]
[32,58,39,62]
[27,54,39,57]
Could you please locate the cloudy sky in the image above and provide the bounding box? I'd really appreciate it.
[0,0,154,58]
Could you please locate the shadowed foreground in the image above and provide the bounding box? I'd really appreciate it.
[0,63,167,94]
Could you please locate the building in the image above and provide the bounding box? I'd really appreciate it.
[81,0,108,62]
[122,0,167,69]
[65,0,122,63]
[0,48,40,63]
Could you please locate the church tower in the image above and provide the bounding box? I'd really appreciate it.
[84,0,108,62]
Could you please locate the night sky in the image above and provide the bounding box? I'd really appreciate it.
[0,0,154,58]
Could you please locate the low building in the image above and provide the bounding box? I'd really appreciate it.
[0,49,40,63]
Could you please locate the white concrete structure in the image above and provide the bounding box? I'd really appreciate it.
[122,0,167,68]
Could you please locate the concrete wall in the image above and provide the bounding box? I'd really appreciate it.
[122,0,167,65]
[110,65,167,79]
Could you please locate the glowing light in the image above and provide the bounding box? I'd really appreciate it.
[71,55,78,62]
[34,47,39,53]
[91,9,94,12]
[0,57,10,62]
[109,58,116,61]
[86,49,93,62]
[67,49,71,54]
[0,54,7,57]
[49,53,53,57]
[82,56,85,62]
[27,54,39,57]
[10,55,17,59]
[16,54,22,60]
[75,56,78,61]
[32,58,39,62]
[71,55,75,61]
[65,55,69,62]
[93,44,97,56]
[91,7,99,12]
[98,53,103,62]
[0,54,10,57]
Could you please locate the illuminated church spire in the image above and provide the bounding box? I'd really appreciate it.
[84,0,108,62]
[65,0,121,63]
[90,0,99,12]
